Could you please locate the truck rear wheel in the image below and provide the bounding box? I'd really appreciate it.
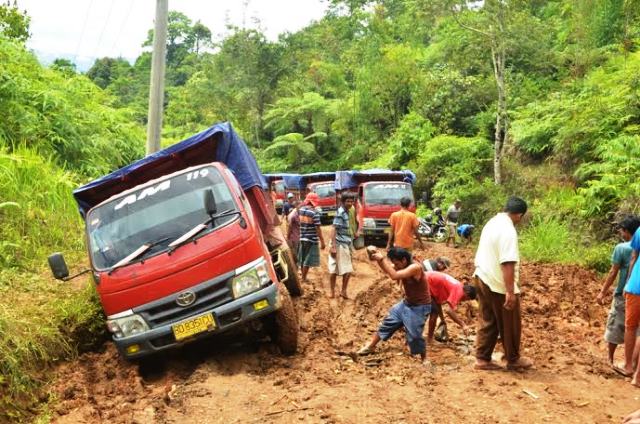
[272,289,299,355]
[282,249,303,297]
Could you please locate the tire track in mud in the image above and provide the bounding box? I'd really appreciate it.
[49,237,640,423]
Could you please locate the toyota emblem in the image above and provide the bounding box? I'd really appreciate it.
[176,291,196,307]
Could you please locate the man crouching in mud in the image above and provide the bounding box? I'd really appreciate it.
[357,246,432,365]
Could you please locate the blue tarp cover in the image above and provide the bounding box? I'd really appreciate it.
[302,172,336,185]
[263,173,301,183]
[335,169,416,190]
[73,122,267,217]
[282,174,304,190]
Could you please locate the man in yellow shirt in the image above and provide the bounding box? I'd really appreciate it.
[387,197,425,251]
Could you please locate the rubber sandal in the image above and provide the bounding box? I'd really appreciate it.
[474,361,502,371]
[613,364,633,377]
[357,345,374,356]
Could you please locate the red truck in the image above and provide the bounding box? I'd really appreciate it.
[302,172,336,224]
[335,169,417,245]
[48,123,301,359]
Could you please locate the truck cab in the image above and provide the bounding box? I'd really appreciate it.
[49,123,300,359]
[307,181,337,224]
[335,169,416,245]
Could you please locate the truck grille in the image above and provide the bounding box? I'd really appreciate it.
[135,270,235,328]
[375,219,390,228]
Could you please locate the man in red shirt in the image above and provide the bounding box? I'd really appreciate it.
[426,271,477,341]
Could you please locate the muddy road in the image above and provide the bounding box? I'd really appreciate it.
[49,238,639,423]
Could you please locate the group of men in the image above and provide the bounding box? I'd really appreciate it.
[284,191,358,299]
[598,214,640,388]
[357,196,533,372]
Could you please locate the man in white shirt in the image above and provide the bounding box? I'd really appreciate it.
[473,196,533,371]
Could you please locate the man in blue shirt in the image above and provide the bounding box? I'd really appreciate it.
[329,192,356,299]
[621,220,640,385]
[597,216,640,365]
[456,224,475,245]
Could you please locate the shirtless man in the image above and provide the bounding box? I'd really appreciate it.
[357,247,432,365]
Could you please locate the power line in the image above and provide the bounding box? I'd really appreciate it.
[73,0,95,62]
[95,0,116,56]
[109,0,136,58]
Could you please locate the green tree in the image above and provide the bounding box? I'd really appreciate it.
[0,0,29,42]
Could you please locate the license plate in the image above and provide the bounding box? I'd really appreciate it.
[172,313,215,341]
[327,211,335,217]
[383,228,391,234]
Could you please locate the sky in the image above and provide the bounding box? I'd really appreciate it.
[19,0,329,71]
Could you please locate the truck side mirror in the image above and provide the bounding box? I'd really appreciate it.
[48,252,69,280]
[203,189,217,216]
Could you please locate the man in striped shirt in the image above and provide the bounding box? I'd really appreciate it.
[298,193,325,282]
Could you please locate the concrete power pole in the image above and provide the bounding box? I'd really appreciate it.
[146,0,168,155]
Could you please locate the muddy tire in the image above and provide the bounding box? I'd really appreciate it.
[434,227,448,243]
[283,249,303,297]
[272,289,299,355]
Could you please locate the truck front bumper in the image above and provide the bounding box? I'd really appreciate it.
[113,283,279,359]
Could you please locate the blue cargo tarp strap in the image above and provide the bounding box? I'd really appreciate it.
[73,122,267,217]
[335,169,416,190]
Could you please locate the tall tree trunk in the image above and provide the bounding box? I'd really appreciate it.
[491,42,507,185]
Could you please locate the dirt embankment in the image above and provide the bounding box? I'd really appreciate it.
[48,240,638,423]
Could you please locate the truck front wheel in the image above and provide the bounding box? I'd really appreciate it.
[271,289,299,355]
[282,249,303,297]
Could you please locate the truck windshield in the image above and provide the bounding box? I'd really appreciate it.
[364,183,414,206]
[87,166,238,270]
[314,184,335,199]
[273,180,285,194]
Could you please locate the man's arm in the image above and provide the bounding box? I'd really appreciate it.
[597,264,621,305]
[501,261,516,310]
[375,257,421,281]
[329,225,337,256]
[316,224,325,250]
[387,224,395,249]
[628,250,638,284]
[441,303,468,333]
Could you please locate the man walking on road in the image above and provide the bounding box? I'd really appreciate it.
[387,196,424,252]
[474,196,533,371]
[445,200,462,247]
[329,192,356,299]
[298,193,325,282]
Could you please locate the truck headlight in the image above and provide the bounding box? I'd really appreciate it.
[315,206,323,213]
[106,314,149,338]
[232,261,270,298]
[363,218,376,228]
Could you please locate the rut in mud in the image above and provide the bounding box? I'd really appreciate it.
[50,240,639,423]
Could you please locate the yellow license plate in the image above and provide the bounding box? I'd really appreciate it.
[253,299,269,311]
[172,313,215,341]
[327,211,335,217]
[383,228,391,234]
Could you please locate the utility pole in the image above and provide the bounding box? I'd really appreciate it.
[146,0,168,155]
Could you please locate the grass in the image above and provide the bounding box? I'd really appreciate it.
[0,148,105,422]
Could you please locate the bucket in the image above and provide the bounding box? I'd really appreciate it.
[353,235,365,250]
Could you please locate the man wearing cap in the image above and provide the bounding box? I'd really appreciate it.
[423,256,451,272]
[298,192,325,282]
[473,196,533,371]
[282,192,295,220]
[329,192,356,299]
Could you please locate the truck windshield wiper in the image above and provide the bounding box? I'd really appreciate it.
[108,237,170,274]
[168,210,241,252]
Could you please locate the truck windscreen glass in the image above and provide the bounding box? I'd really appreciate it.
[314,184,335,199]
[274,181,285,194]
[87,166,239,270]
[363,183,414,206]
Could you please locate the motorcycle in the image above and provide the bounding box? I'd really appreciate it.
[418,214,448,242]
